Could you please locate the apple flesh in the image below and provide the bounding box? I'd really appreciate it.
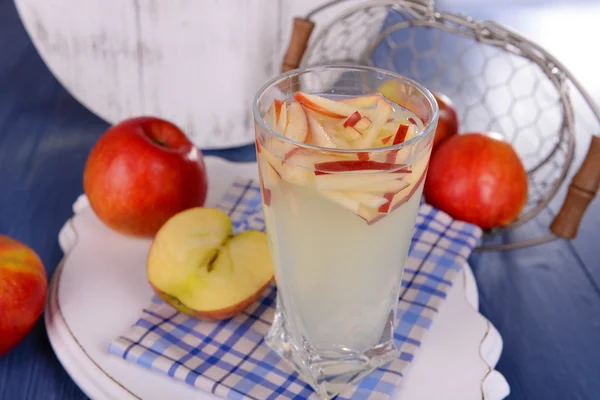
[0,235,48,356]
[424,132,528,229]
[84,116,208,237]
[147,208,274,320]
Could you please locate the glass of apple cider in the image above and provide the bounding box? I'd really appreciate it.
[252,65,439,399]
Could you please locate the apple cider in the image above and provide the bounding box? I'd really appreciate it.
[253,66,438,399]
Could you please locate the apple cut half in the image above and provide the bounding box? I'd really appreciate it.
[147,208,274,321]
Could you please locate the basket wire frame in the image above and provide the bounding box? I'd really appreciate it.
[297,0,600,251]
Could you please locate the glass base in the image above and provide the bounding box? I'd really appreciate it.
[265,296,400,399]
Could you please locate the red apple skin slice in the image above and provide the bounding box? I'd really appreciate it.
[392,124,409,145]
[284,102,308,143]
[357,152,370,161]
[257,160,271,206]
[314,160,408,174]
[274,100,284,121]
[343,111,362,127]
[262,188,272,206]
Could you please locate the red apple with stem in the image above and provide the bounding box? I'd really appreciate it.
[84,116,208,237]
[424,132,528,229]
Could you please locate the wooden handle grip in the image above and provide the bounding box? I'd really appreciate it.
[550,135,600,239]
[281,18,315,73]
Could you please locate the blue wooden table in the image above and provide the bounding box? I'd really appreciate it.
[1,0,599,399]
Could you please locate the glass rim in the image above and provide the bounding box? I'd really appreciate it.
[252,64,440,154]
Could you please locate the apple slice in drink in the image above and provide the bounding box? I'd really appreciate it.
[320,189,389,213]
[338,126,362,142]
[352,179,409,194]
[354,117,372,134]
[354,98,393,148]
[147,208,274,321]
[277,148,350,186]
[315,172,409,191]
[266,99,288,134]
[284,102,308,143]
[305,109,339,148]
[382,155,429,213]
[294,92,361,118]
[340,95,380,108]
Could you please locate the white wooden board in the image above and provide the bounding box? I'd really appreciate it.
[13,0,378,149]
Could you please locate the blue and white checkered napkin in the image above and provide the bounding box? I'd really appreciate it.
[108,177,482,399]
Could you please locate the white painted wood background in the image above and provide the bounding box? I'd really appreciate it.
[13,0,371,149]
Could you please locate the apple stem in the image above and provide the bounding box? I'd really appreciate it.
[151,137,167,147]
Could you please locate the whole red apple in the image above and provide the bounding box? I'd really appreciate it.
[83,117,208,237]
[424,132,528,230]
[0,235,48,356]
[432,92,459,152]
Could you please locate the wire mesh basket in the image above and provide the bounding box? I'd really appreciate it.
[279,0,600,251]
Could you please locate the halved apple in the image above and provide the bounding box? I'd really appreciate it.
[147,208,274,321]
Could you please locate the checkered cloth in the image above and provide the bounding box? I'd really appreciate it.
[108,177,481,399]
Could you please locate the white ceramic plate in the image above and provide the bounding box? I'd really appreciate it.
[45,156,510,400]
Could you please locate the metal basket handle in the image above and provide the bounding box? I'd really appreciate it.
[282,17,315,72]
[550,136,600,239]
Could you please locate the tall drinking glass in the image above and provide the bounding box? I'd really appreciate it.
[253,65,439,399]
